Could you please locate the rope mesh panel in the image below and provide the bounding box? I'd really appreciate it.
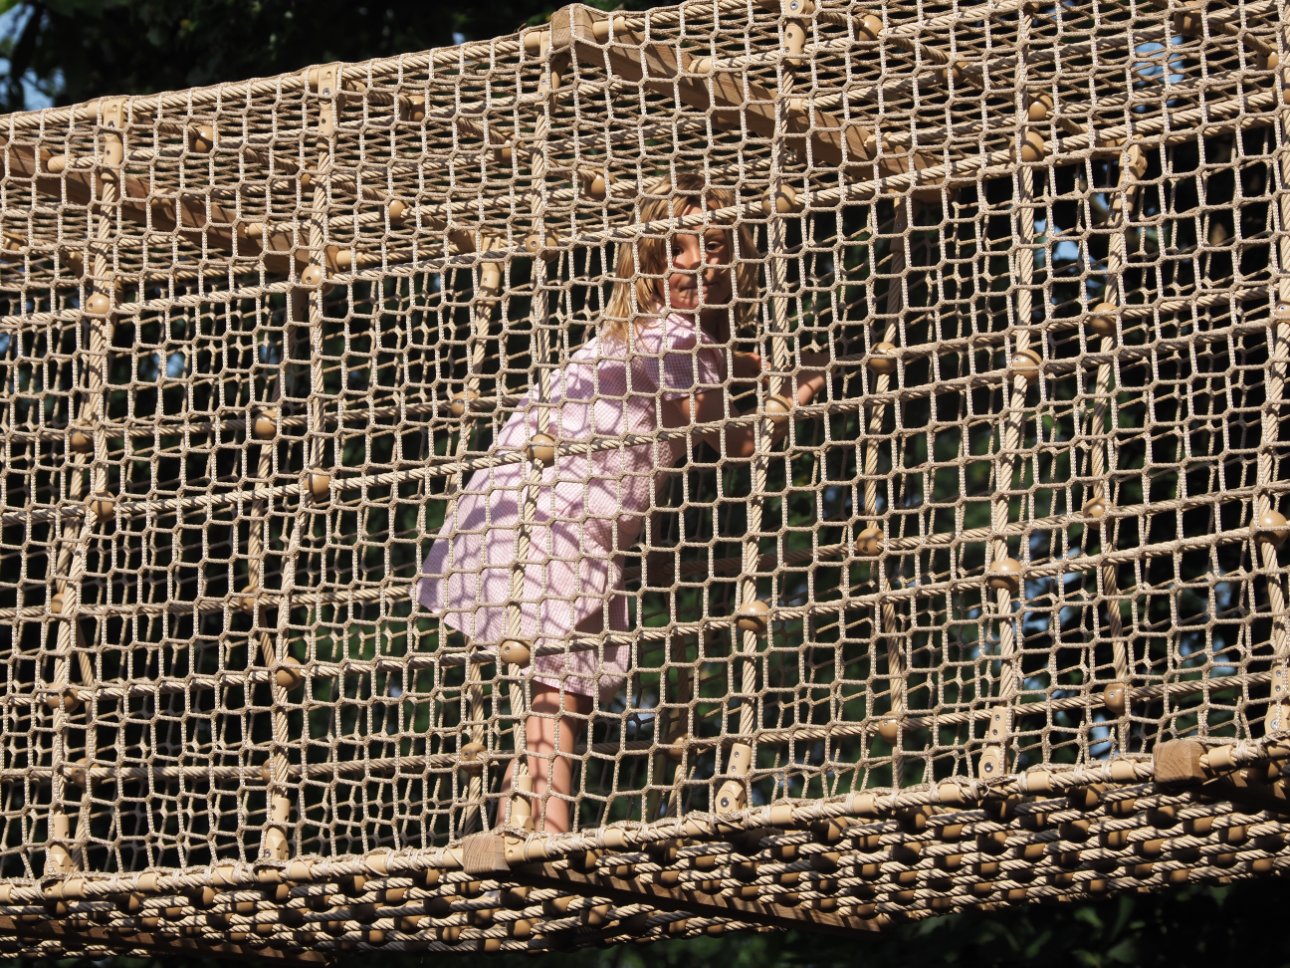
[1,0,1289,957]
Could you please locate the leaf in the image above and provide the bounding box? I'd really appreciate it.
[1110,896,1134,938]
[1023,929,1053,959]
[1074,906,1103,930]
[1106,939,1140,963]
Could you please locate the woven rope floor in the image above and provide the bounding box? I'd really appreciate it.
[2,0,1290,958]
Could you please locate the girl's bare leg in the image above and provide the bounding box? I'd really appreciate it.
[501,682,593,834]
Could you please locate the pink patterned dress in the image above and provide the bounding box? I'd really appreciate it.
[415,312,726,703]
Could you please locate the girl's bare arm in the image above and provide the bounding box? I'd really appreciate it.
[662,350,832,460]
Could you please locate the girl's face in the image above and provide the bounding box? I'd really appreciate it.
[660,204,734,316]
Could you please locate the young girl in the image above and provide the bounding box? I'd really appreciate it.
[415,173,829,833]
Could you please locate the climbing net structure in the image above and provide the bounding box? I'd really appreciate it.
[2,0,1290,958]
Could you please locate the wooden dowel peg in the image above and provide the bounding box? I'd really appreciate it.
[764,394,794,438]
[237,584,265,616]
[855,11,882,41]
[89,495,116,524]
[301,472,331,503]
[524,232,561,262]
[1067,784,1105,811]
[876,717,900,744]
[499,639,531,668]
[1008,348,1042,385]
[1171,3,1205,36]
[1026,92,1053,123]
[866,341,898,375]
[985,557,1022,594]
[251,410,278,441]
[1020,130,1046,163]
[580,169,608,200]
[501,885,530,909]
[401,94,426,123]
[1088,301,1117,338]
[665,736,689,762]
[1102,681,1128,715]
[735,599,771,635]
[449,390,478,418]
[854,525,883,556]
[1082,497,1108,519]
[62,760,89,788]
[44,688,81,713]
[1256,509,1288,548]
[84,292,112,316]
[188,124,216,153]
[764,183,802,215]
[526,433,557,467]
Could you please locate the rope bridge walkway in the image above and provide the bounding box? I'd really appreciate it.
[1,0,1289,958]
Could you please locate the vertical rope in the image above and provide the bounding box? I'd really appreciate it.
[977,13,1039,781]
[453,255,503,834]
[867,203,910,745]
[1083,144,1147,751]
[730,7,803,751]
[42,96,129,874]
[501,45,565,823]
[256,64,344,860]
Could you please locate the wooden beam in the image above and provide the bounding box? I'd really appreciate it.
[546,4,933,186]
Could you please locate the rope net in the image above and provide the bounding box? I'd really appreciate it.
[1,0,1289,957]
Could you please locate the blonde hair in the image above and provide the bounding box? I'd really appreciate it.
[602,172,761,342]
